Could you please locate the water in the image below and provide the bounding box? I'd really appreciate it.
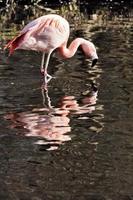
[0,4,133,200]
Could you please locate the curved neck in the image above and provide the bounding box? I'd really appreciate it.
[59,38,98,60]
[59,38,86,58]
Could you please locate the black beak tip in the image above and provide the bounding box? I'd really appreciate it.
[91,59,98,67]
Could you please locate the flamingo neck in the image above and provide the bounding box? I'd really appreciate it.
[59,38,87,58]
[59,38,96,58]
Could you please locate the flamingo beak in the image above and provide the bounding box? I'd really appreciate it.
[91,58,98,67]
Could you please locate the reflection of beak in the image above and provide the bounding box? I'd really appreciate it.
[91,58,98,67]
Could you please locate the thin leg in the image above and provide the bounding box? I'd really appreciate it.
[44,51,52,74]
[40,53,45,73]
[43,51,53,84]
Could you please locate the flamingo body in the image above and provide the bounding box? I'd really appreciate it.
[6,14,70,54]
[5,14,98,83]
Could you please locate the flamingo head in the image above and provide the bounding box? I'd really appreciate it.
[81,40,98,67]
[91,58,98,67]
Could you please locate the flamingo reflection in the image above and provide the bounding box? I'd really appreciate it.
[5,86,98,150]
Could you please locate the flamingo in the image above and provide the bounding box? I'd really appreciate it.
[5,14,98,83]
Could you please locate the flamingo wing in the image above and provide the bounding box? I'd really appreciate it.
[4,32,28,55]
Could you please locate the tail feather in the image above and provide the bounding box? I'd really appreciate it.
[4,33,26,55]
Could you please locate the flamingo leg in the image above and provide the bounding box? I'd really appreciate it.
[40,52,45,73]
[41,51,53,84]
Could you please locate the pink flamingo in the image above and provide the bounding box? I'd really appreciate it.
[5,14,98,83]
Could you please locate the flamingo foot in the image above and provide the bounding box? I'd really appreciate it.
[40,69,52,83]
[44,73,53,84]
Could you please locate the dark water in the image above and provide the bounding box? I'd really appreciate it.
[0,5,133,200]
